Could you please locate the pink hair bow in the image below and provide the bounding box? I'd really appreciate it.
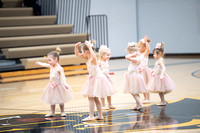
[155,43,161,49]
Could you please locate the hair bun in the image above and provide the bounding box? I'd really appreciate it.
[56,47,62,55]
[147,38,150,43]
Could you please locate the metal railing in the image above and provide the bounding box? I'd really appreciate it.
[37,0,109,49]
[38,0,56,15]
[86,15,109,50]
[56,0,91,33]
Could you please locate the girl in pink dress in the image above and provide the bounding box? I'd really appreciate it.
[98,45,117,110]
[35,48,74,117]
[138,35,152,104]
[123,42,147,110]
[148,43,175,106]
[74,40,114,121]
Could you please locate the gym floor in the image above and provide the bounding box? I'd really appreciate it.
[0,57,200,133]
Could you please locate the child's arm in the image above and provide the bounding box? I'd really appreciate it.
[35,61,50,68]
[144,35,150,57]
[125,55,140,64]
[59,67,70,89]
[74,42,86,59]
[85,41,97,64]
[159,58,166,79]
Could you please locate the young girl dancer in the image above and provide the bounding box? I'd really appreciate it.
[36,48,74,117]
[148,43,175,106]
[123,42,147,110]
[138,35,152,104]
[98,45,116,110]
[74,40,114,121]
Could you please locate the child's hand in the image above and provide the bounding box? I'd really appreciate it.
[65,85,69,89]
[144,35,148,43]
[109,72,115,75]
[35,61,39,65]
[76,42,81,47]
[138,67,142,73]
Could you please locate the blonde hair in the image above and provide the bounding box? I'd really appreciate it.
[153,43,165,57]
[127,42,138,53]
[99,45,110,59]
[47,47,61,60]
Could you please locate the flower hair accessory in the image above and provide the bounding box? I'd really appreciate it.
[85,40,96,47]
[128,42,137,47]
[140,39,145,43]
[99,45,108,50]
[155,43,161,49]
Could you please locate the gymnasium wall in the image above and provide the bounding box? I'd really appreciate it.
[90,0,200,57]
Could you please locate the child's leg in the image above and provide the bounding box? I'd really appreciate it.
[82,97,96,121]
[107,96,116,109]
[157,92,166,106]
[143,93,147,101]
[131,94,143,109]
[94,97,103,119]
[146,93,150,101]
[101,97,106,107]
[107,96,111,106]
[45,104,55,117]
[59,103,66,117]
[159,92,165,102]
[88,97,95,118]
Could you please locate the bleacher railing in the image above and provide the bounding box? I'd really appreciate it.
[38,0,108,49]
[86,15,109,50]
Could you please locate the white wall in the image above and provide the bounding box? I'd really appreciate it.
[138,0,200,54]
[91,0,200,56]
[90,0,137,57]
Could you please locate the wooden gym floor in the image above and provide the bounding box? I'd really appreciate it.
[0,57,200,133]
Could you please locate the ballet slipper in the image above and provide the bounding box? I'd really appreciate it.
[82,116,95,122]
[108,105,116,109]
[102,106,110,110]
[61,112,66,117]
[156,102,166,106]
[142,100,150,104]
[94,116,104,120]
[136,106,144,110]
[45,113,55,117]
[131,107,138,110]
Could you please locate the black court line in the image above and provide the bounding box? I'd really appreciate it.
[191,70,200,78]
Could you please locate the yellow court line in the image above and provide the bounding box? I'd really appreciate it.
[0,119,75,128]
[167,97,200,104]
[41,124,70,129]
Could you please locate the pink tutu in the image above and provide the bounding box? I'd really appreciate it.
[148,74,175,94]
[123,72,147,94]
[41,82,74,105]
[141,68,152,85]
[81,75,115,98]
[106,75,118,93]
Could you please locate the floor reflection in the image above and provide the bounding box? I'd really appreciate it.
[0,98,200,132]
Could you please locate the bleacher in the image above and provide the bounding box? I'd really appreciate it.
[0,0,87,83]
